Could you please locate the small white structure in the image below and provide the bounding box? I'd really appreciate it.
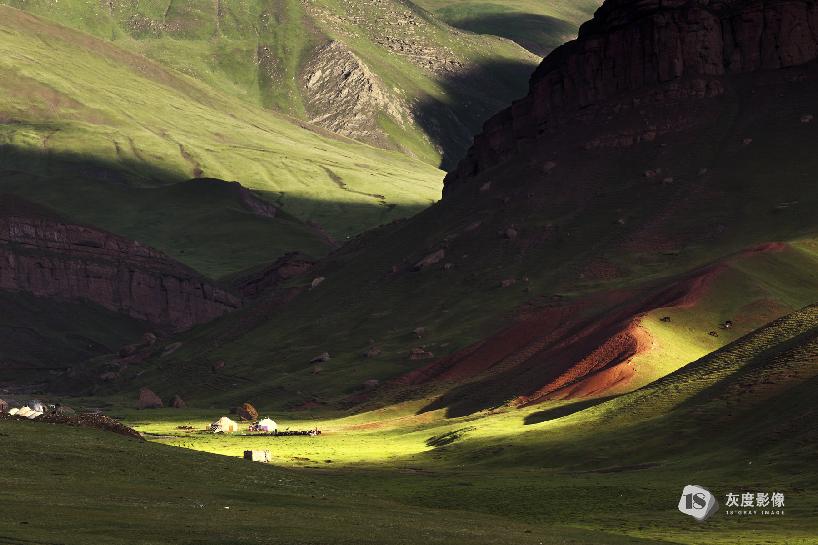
[210,416,239,433]
[8,407,19,416]
[257,418,277,433]
[244,450,271,463]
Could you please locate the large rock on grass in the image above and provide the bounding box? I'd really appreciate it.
[137,387,163,410]
[237,402,259,421]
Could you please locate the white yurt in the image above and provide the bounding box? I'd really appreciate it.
[17,406,33,418]
[8,407,19,416]
[257,418,277,433]
[210,416,239,433]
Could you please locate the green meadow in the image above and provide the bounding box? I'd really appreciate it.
[6,300,818,545]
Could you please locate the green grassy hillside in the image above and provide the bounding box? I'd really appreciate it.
[415,0,600,55]
[0,6,444,277]
[0,291,148,382]
[1,0,542,168]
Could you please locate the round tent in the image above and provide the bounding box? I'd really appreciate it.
[211,416,239,433]
[257,418,277,433]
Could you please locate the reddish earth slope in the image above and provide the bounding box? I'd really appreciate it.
[0,195,239,330]
[405,243,792,416]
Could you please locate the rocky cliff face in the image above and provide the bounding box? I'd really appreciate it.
[0,201,240,330]
[445,0,818,191]
[302,41,412,149]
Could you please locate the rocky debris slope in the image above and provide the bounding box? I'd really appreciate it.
[0,409,142,441]
[307,0,465,75]
[302,41,412,147]
[446,0,818,191]
[0,196,239,330]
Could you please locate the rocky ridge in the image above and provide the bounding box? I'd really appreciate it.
[445,0,818,191]
[0,197,239,330]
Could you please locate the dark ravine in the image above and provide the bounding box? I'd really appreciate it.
[0,196,239,330]
[445,0,818,192]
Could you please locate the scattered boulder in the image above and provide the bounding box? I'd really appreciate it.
[363,379,380,390]
[413,249,445,271]
[708,331,719,338]
[364,346,382,358]
[99,371,118,382]
[801,114,814,124]
[500,278,517,288]
[170,395,187,409]
[542,161,557,173]
[237,402,259,422]
[698,168,709,176]
[409,347,434,360]
[119,344,139,358]
[479,181,491,193]
[502,228,518,240]
[413,327,426,338]
[137,388,163,410]
[660,316,672,323]
[444,262,454,271]
[312,365,323,374]
[142,332,157,347]
[311,277,326,289]
[644,169,660,178]
[662,177,674,185]
[211,361,226,372]
[161,342,183,358]
[463,221,481,233]
[742,138,753,146]
[311,352,331,364]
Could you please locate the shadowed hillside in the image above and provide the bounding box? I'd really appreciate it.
[100,0,818,418]
[0,6,443,277]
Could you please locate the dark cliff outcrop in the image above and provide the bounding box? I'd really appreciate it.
[230,252,315,299]
[0,196,239,330]
[445,0,818,192]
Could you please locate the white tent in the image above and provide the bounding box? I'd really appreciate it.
[8,407,19,416]
[210,416,239,433]
[257,418,277,433]
[26,411,43,419]
[17,406,33,418]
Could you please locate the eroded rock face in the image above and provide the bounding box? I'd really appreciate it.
[445,0,818,192]
[302,41,411,147]
[231,252,314,299]
[0,205,240,330]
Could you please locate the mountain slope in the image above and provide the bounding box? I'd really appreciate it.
[107,0,818,413]
[0,5,443,277]
[1,0,542,167]
[415,0,599,56]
